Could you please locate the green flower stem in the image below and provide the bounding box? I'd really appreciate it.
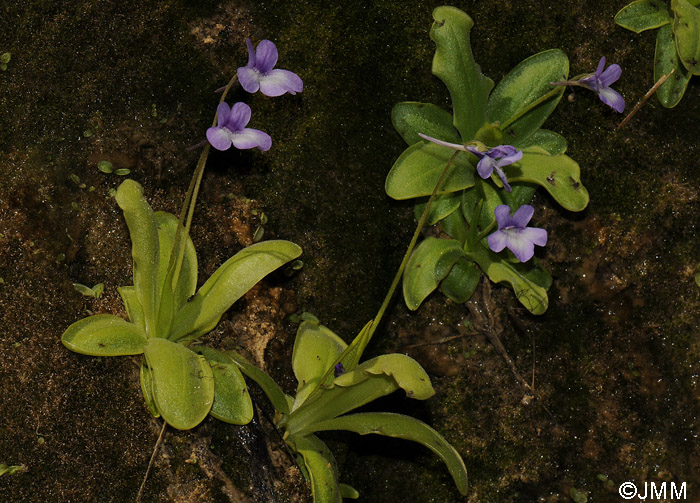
[168,75,239,296]
[291,151,462,412]
[366,151,460,340]
[499,72,590,133]
[475,224,495,244]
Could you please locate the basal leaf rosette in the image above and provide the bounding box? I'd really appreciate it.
[386,7,589,314]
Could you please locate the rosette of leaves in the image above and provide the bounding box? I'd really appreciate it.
[615,0,700,107]
[385,6,590,315]
[223,319,468,502]
[62,179,302,430]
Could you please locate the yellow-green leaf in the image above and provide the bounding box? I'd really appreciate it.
[144,338,214,430]
[430,6,494,139]
[62,314,147,356]
[198,347,253,425]
[307,412,468,496]
[655,24,692,107]
[386,142,475,200]
[505,148,589,212]
[672,0,700,74]
[615,0,672,33]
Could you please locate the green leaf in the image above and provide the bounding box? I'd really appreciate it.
[335,354,435,399]
[430,6,494,140]
[505,148,589,212]
[72,282,102,298]
[143,338,214,430]
[515,129,568,156]
[139,359,160,418]
[197,347,253,425]
[292,321,347,408]
[392,102,460,146]
[307,412,468,496]
[655,24,692,107]
[440,257,481,304]
[294,319,378,412]
[413,192,462,226]
[287,434,342,503]
[0,464,25,476]
[118,286,145,330]
[155,212,198,313]
[92,283,105,299]
[467,244,549,315]
[170,240,302,342]
[486,49,568,143]
[672,0,700,74]
[439,206,468,245]
[385,142,475,200]
[402,237,464,310]
[225,350,291,415]
[115,180,159,337]
[286,354,434,436]
[339,484,359,499]
[62,314,147,356]
[154,211,198,340]
[615,0,672,33]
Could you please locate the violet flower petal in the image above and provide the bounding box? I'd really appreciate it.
[228,102,252,130]
[598,86,625,113]
[245,38,256,67]
[495,148,523,167]
[595,56,607,78]
[216,102,231,128]
[237,38,303,97]
[493,204,513,228]
[259,68,304,96]
[230,128,272,151]
[578,57,625,113]
[599,63,622,87]
[488,204,547,262]
[493,166,512,192]
[487,231,508,253]
[520,227,548,247]
[505,232,537,262]
[254,39,279,73]
[476,156,495,179]
[511,204,534,227]
[488,145,519,158]
[206,127,233,151]
[237,66,261,94]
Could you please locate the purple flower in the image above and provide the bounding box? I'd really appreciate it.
[579,57,625,113]
[237,38,303,97]
[465,145,521,193]
[488,205,547,262]
[334,363,346,377]
[206,102,272,152]
[418,134,522,192]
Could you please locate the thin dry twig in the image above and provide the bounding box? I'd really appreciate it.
[617,69,674,131]
[136,421,168,502]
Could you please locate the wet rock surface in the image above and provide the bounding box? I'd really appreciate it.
[1,1,699,502]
